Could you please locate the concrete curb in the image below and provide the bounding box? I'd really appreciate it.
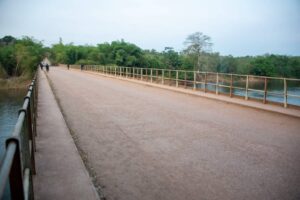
[34,69,100,200]
[70,68,300,119]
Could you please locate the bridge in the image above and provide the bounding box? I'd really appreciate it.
[1,66,300,199]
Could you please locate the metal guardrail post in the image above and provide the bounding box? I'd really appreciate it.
[176,70,178,87]
[216,73,219,95]
[64,64,300,108]
[145,68,147,81]
[184,71,187,88]
[230,74,233,97]
[245,75,249,100]
[133,68,135,78]
[204,72,207,93]
[0,73,37,200]
[25,97,36,174]
[7,139,25,200]
[193,71,196,90]
[284,78,287,108]
[162,69,164,84]
[263,77,267,104]
[169,70,171,86]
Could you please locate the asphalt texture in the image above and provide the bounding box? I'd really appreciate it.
[34,70,99,200]
[46,67,300,200]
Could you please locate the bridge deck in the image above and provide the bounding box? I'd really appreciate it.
[34,70,99,200]
[44,67,300,200]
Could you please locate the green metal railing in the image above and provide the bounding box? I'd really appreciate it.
[64,64,300,108]
[0,75,37,200]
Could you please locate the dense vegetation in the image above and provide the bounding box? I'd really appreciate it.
[0,36,45,79]
[1,34,300,80]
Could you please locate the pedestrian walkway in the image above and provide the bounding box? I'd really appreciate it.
[33,69,99,200]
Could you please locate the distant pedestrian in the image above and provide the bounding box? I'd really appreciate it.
[39,62,44,70]
[46,63,49,72]
[67,64,70,70]
[80,64,84,71]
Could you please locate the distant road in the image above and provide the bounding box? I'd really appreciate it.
[47,67,300,200]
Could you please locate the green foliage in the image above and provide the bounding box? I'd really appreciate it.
[0,63,7,78]
[248,55,300,77]
[162,47,181,69]
[0,36,45,77]
[1,34,299,79]
[183,32,213,71]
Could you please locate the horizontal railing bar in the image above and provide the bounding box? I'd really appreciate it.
[12,112,25,137]
[0,71,37,200]
[287,94,300,98]
[23,168,30,200]
[0,142,17,197]
[71,64,300,108]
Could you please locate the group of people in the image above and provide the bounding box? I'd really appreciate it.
[39,62,49,72]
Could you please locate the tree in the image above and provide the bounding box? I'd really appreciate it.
[218,55,237,73]
[0,36,44,77]
[0,35,16,46]
[183,32,213,71]
[162,47,181,69]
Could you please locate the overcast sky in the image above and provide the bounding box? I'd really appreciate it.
[0,0,299,56]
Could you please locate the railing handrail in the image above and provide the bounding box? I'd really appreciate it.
[62,64,300,108]
[64,64,300,81]
[0,73,37,200]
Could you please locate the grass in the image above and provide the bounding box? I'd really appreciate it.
[0,75,32,89]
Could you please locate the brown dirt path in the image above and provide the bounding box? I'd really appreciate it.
[47,67,300,200]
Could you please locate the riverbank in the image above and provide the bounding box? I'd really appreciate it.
[0,76,31,89]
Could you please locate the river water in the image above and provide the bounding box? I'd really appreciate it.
[0,89,26,199]
[197,81,300,106]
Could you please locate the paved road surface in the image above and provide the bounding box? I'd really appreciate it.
[47,67,300,200]
[34,70,99,200]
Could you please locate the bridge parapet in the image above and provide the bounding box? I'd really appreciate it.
[66,65,300,108]
[0,74,37,199]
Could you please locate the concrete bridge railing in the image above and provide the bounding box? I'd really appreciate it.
[63,64,300,108]
[0,74,37,199]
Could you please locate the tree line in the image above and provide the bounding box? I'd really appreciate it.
[1,33,300,79]
[0,36,45,78]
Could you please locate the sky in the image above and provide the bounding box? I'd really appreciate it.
[0,0,299,56]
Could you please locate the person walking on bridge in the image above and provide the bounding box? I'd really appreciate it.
[39,62,44,70]
[46,63,49,72]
